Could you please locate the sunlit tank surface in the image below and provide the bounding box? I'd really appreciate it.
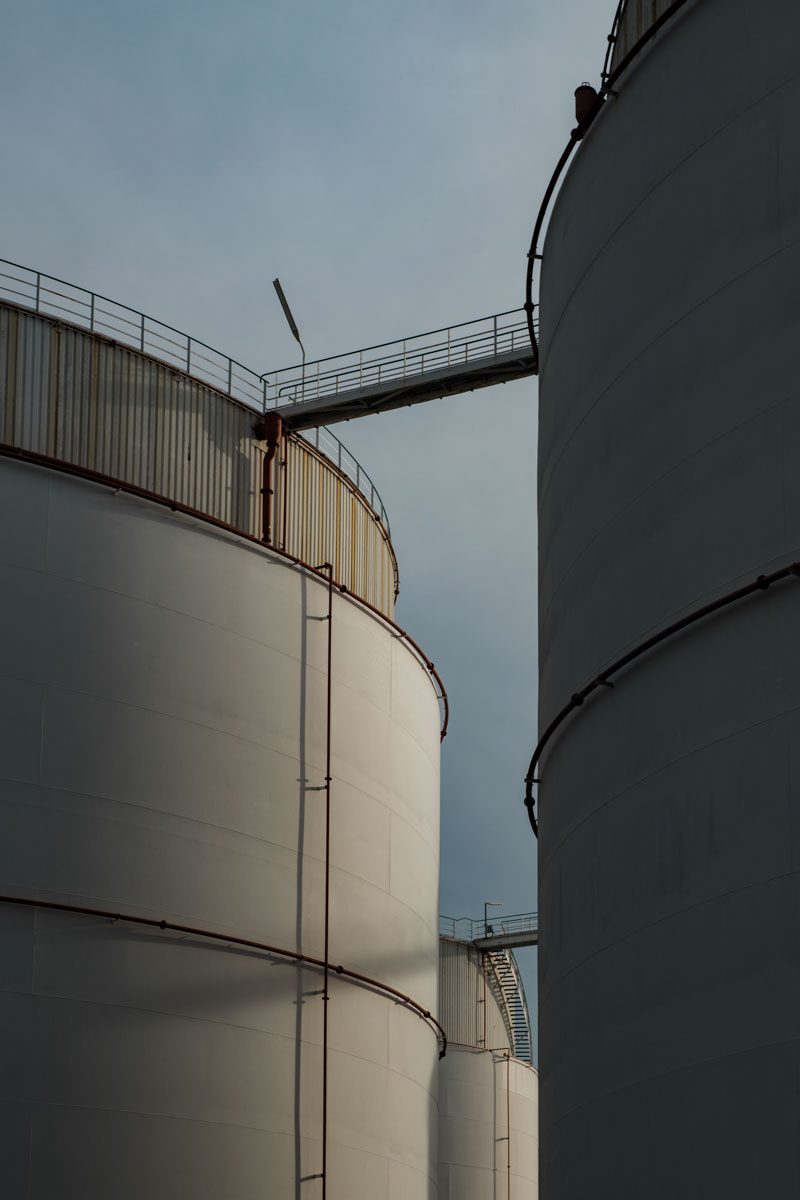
[0,296,441,1197]
[538,0,800,1195]
[438,936,538,1198]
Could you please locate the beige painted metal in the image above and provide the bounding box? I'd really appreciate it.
[439,937,508,1051]
[0,302,396,616]
[275,434,396,616]
[438,938,539,1198]
[610,0,679,69]
[0,457,440,1198]
[439,1051,539,1200]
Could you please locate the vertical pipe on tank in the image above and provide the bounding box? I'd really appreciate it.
[281,437,289,550]
[506,1050,511,1200]
[254,412,282,544]
[320,562,334,1200]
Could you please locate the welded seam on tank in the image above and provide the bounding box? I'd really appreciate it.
[538,381,800,636]
[539,859,800,1015]
[538,67,800,506]
[541,59,800,387]
[0,550,347,687]
[526,559,800,837]
[0,664,332,772]
[10,980,443,1099]
[0,774,442,940]
[0,447,448,738]
[0,895,447,1057]
[9,1097,300,1137]
[544,1027,800,1134]
[0,553,437,769]
[525,0,696,367]
[540,229,800,511]
[538,688,800,890]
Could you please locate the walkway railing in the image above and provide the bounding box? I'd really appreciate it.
[262,308,534,411]
[0,259,390,534]
[440,911,539,943]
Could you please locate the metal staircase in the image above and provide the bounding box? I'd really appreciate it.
[485,948,533,1063]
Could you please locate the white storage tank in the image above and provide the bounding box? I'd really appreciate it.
[537,0,800,1195]
[438,933,538,1198]
[0,281,442,1198]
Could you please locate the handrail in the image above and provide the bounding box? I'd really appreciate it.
[525,561,800,839]
[440,911,538,942]
[0,894,447,1059]
[524,0,698,835]
[524,0,694,372]
[0,260,391,535]
[601,0,628,86]
[263,308,535,413]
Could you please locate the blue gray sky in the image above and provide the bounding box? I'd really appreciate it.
[1,0,617,1057]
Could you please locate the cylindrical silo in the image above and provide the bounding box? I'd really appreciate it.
[0,288,441,1198]
[438,933,538,1197]
[538,0,800,1195]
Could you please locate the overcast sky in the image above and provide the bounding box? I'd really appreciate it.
[1,0,618,1058]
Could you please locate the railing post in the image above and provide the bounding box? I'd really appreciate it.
[227,358,233,395]
[359,349,363,387]
[493,314,498,356]
[447,327,451,365]
[262,377,268,413]
[140,313,145,351]
[35,273,41,312]
[186,338,191,372]
[90,293,95,332]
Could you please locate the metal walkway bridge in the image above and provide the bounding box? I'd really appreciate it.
[0,260,535,436]
[264,308,537,430]
[440,911,538,951]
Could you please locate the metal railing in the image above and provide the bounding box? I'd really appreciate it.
[0,258,390,534]
[525,0,691,372]
[439,911,539,943]
[485,948,533,1063]
[263,308,535,411]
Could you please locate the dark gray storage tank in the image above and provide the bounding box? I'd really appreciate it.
[538,0,800,1195]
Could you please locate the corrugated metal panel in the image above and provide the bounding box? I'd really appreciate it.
[0,303,395,618]
[439,938,512,1052]
[274,432,395,616]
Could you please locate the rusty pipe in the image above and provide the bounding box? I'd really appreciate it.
[254,411,282,545]
[0,893,447,1055]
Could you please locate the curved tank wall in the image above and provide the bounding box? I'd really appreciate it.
[438,937,538,1198]
[0,302,398,616]
[538,0,800,1195]
[0,456,441,1198]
